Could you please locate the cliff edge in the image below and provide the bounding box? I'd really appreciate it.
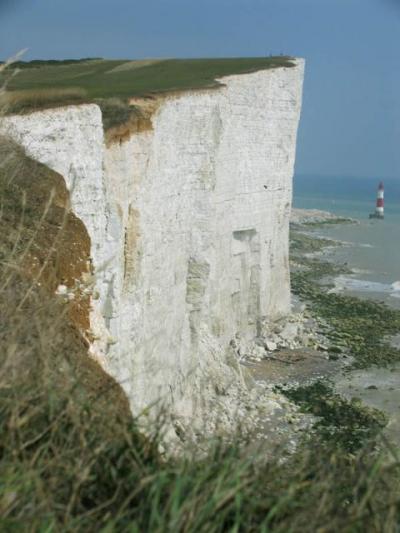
[0,59,305,441]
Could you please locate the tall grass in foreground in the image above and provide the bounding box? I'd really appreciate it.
[0,111,399,532]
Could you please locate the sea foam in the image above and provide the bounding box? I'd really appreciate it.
[332,276,400,298]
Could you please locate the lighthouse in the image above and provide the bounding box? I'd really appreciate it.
[369,181,384,219]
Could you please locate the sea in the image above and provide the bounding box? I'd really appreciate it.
[293,174,400,309]
[294,175,400,443]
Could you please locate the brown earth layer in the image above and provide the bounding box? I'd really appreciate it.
[0,136,131,418]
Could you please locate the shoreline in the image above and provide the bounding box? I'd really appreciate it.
[250,210,400,453]
[294,208,400,308]
[293,210,400,312]
[286,209,400,449]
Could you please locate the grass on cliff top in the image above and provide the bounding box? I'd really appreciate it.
[0,56,295,116]
[1,136,400,531]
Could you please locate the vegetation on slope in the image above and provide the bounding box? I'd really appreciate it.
[0,136,400,531]
[0,58,103,69]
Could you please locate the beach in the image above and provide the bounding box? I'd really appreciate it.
[291,182,400,448]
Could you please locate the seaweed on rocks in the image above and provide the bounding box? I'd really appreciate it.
[290,231,336,255]
[290,230,400,370]
[277,381,387,452]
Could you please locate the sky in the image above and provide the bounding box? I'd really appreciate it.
[0,0,399,179]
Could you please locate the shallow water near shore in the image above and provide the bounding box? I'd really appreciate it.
[335,363,400,444]
[294,175,400,307]
[294,175,400,446]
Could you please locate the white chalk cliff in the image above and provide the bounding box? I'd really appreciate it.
[1,60,304,437]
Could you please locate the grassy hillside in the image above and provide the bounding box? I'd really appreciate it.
[0,57,295,115]
[1,136,400,531]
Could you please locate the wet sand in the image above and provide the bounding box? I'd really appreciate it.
[240,349,342,453]
[293,217,400,448]
[244,348,341,388]
[335,364,400,445]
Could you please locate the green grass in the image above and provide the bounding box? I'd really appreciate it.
[0,57,295,115]
[0,134,400,532]
[1,58,102,69]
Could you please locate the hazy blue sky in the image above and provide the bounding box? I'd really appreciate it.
[1,0,399,179]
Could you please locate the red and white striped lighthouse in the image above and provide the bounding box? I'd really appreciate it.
[370,181,384,219]
[375,181,384,218]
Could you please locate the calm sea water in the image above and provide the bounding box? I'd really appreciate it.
[293,175,400,308]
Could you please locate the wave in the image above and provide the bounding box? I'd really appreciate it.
[351,268,372,275]
[332,276,400,298]
[391,281,400,298]
[334,239,374,249]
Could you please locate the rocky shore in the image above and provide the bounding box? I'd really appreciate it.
[181,208,400,457]
[240,208,400,455]
[290,208,356,226]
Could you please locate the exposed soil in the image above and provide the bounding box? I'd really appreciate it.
[0,136,132,419]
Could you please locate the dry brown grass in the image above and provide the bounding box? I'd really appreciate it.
[105,59,163,74]
[0,87,88,114]
[0,81,400,533]
[0,136,92,330]
[98,97,155,145]
[0,134,131,404]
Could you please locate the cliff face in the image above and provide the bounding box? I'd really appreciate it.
[1,60,304,434]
